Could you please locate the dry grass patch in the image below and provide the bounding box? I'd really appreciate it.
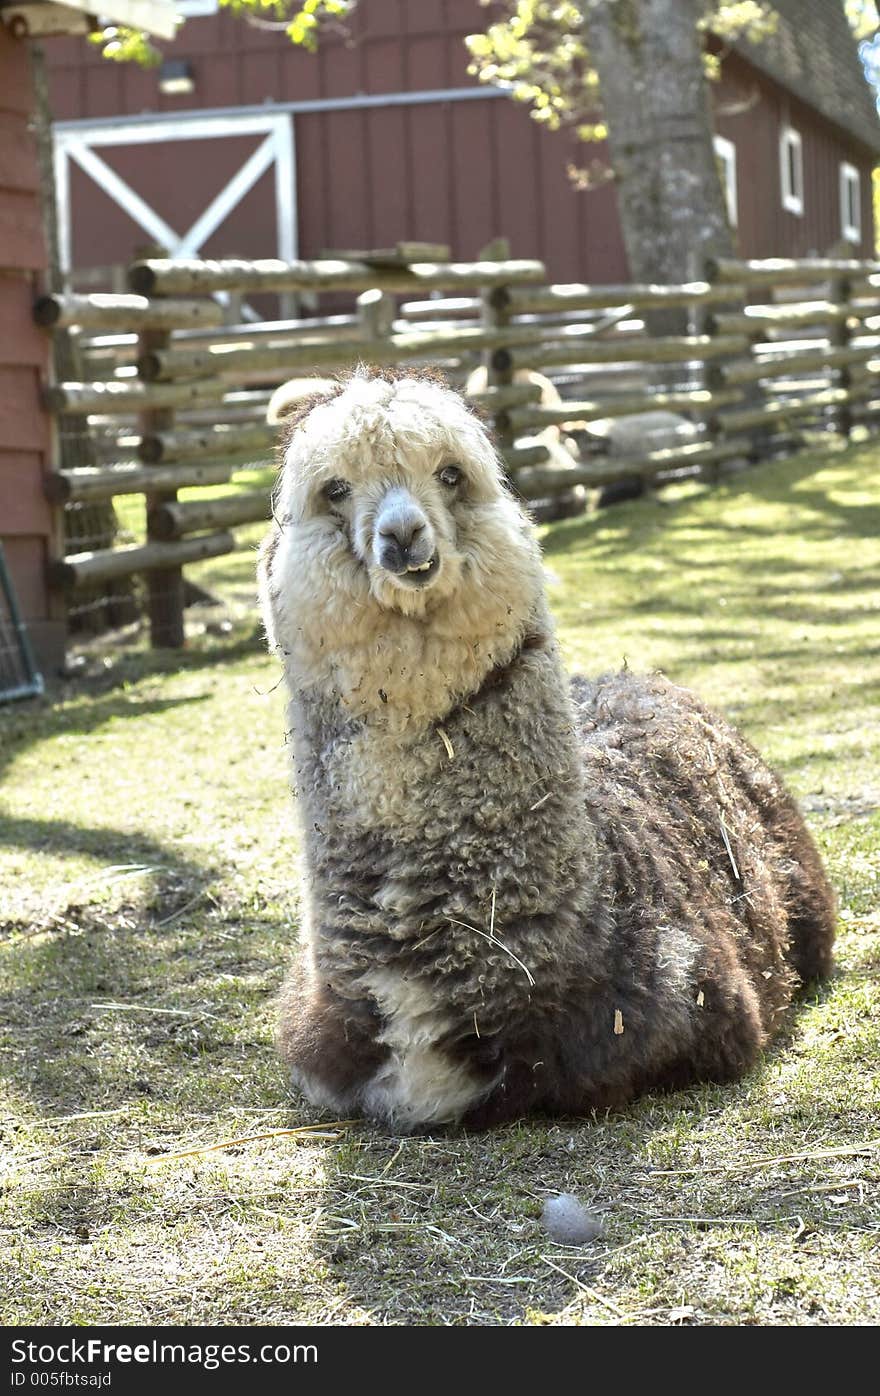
[1,439,878,1325]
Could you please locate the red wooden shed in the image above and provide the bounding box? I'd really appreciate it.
[0,1,176,674]
[0,27,58,670]
[43,0,880,285]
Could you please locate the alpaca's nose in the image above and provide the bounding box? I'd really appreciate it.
[379,517,424,550]
[374,489,432,573]
[378,523,424,573]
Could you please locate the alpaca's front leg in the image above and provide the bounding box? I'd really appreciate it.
[277,959,389,1113]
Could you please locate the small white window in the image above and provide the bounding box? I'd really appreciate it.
[176,0,218,16]
[841,161,862,243]
[780,125,804,216]
[713,134,738,227]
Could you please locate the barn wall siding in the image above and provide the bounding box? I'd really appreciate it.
[0,29,60,671]
[715,55,877,260]
[56,101,613,281]
[47,9,877,284]
[47,3,617,279]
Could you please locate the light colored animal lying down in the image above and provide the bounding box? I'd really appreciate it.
[257,368,835,1133]
[465,364,581,474]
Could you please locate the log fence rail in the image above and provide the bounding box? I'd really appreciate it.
[37,248,880,651]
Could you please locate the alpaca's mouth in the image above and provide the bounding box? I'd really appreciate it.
[396,551,440,587]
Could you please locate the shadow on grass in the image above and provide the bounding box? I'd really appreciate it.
[67,626,266,695]
[0,692,211,788]
[0,807,233,1112]
[0,864,293,1120]
[0,812,206,885]
[0,627,270,793]
[0,621,290,1128]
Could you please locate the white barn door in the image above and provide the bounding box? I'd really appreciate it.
[53,111,296,317]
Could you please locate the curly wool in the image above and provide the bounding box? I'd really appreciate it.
[258,370,836,1132]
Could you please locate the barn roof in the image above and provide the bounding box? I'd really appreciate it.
[727,0,880,154]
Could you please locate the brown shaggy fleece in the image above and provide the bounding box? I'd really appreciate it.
[258,369,836,1133]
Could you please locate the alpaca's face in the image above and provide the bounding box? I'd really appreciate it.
[268,374,531,618]
[260,373,546,726]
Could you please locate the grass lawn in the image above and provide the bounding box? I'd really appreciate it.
[1,439,878,1326]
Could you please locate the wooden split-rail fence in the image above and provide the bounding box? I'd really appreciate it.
[35,248,880,648]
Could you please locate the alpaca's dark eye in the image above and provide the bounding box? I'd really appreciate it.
[438,464,464,488]
[322,478,351,504]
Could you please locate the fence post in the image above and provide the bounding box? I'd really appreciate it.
[357,288,396,345]
[701,261,732,481]
[473,237,514,461]
[139,322,185,648]
[44,376,69,655]
[482,284,514,456]
[684,250,719,483]
[829,274,853,442]
[704,258,764,468]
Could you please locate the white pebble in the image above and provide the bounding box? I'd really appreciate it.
[541,1193,603,1245]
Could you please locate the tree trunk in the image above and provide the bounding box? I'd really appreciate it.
[585,0,735,295]
[584,1,746,501]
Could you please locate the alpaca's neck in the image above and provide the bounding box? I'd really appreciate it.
[290,600,594,922]
[286,583,548,736]
[289,603,601,1046]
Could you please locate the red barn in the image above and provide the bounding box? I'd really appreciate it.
[44,0,880,283]
[2,1,878,673]
[0,1,175,674]
[0,25,56,669]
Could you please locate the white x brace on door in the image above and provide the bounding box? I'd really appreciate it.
[53,111,297,314]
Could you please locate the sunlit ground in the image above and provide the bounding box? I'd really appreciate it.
[1,439,877,1324]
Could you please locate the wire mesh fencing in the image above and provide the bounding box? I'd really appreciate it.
[0,543,43,703]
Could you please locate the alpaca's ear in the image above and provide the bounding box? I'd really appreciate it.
[267,377,339,427]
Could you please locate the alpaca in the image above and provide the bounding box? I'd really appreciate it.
[464,365,581,474]
[258,369,835,1133]
[465,365,586,521]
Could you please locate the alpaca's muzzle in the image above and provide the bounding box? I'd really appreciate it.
[373,487,439,584]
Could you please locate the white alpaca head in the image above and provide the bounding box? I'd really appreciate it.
[259,371,546,728]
